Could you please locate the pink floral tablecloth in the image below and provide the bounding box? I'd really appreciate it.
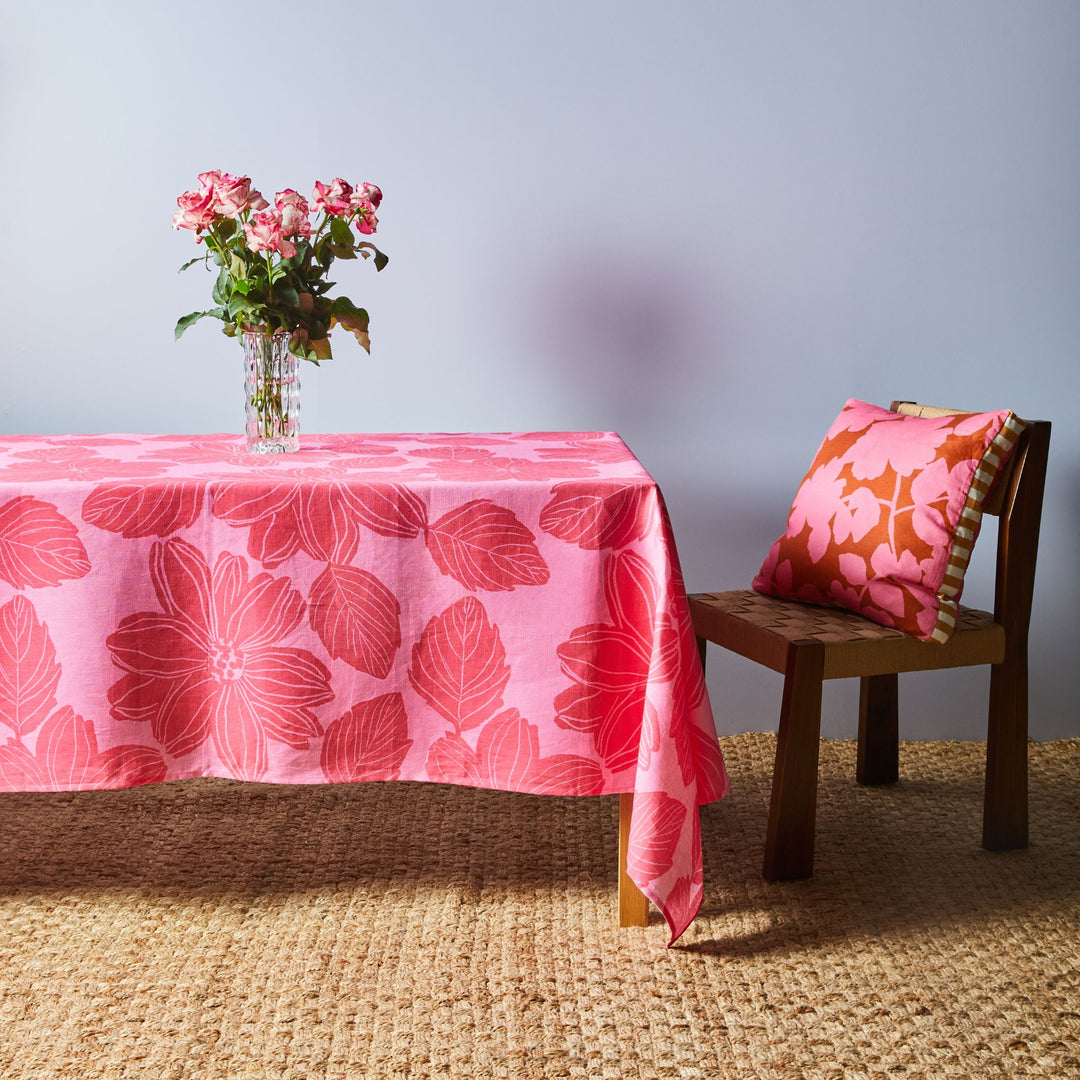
[0,431,728,942]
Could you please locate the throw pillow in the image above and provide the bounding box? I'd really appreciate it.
[752,399,1025,642]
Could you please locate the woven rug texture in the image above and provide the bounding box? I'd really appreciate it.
[0,732,1077,1080]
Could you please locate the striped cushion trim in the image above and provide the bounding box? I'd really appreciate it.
[931,412,1026,641]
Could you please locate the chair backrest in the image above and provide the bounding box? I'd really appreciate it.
[891,401,1051,635]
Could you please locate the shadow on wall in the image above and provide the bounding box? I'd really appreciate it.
[1024,464,1080,740]
[523,243,734,434]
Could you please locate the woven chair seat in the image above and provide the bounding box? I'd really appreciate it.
[689,590,1005,680]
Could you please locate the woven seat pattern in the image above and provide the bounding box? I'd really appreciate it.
[689,589,1005,679]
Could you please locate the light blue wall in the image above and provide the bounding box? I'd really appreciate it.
[2,1,1077,739]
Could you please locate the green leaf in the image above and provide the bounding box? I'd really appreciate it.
[331,296,368,320]
[286,331,328,364]
[274,283,300,309]
[327,244,356,260]
[226,294,259,319]
[330,216,353,246]
[211,267,231,305]
[330,297,371,353]
[178,257,205,273]
[357,242,389,271]
[174,311,208,340]
[216,217,238,242]
[308,336,333,361]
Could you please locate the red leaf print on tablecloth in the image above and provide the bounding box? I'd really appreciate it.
[82,483,204,538]
[675,714,730,802]
[410,446,497,465]
[308,563,401,678]
[553,552,679,774]
[625,790,686,883]
[534,438,637,465]
[0,741,42,788]
[212,482,428,566]
[527,753,606,794]
[345,483,428,538]
[0,595,61,738]
[0,446,166,483]
[539,483,655,550]
[475,707,540,790]
[425,708,604,794]
[0,497,90,589]
[425,731,482,786]
[425,500,549,591]
[106,538,332,780]
[93,744,171,787]
[0,706,168,791]
[321,693,412,782]
[657,812,704,944]
[211,483,364,567]
[409,597,509,732]
[406,448,598,483]
[34,704,100,787]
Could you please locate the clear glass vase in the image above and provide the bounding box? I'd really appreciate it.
[243,330,300,453]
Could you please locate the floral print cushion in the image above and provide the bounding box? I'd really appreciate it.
[752,400,1026,642]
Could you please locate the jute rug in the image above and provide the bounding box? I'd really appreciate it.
[0,733,1077,1079]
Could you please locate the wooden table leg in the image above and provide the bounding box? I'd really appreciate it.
[618,792,649,926]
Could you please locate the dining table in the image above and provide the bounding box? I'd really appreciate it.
[0,430,728,944]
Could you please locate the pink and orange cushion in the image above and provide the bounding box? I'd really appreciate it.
[752,400,1025,643]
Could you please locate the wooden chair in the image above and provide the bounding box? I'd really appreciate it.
[688,402,1051,881]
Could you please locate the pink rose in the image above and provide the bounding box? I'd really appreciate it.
[275,188,308,211]
[353,203,378,235]
[279,203,312,239]
[352,182,382,210]
[312,177,354,215]
[244,209,297,258]
[216,173,269,217]
[275,189,312,238]
[172,186,217,231]
[196,170,223,193]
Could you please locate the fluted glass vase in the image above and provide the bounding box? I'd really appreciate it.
[243,330,300,453]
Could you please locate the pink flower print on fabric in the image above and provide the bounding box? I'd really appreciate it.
[0,596,167,791]
[425,708,605,796]
[553,551,679,775]
[106,538,333,780]
[753,399,1019,642]
[841,414,953,481]
[0,706,167,792]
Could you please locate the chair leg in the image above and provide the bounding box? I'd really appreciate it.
[983,643,1029,850]
[697,634,708,671]
[763,640,826,882]
[857,673,899,785]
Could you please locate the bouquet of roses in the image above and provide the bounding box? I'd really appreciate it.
[173,171,388,362]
